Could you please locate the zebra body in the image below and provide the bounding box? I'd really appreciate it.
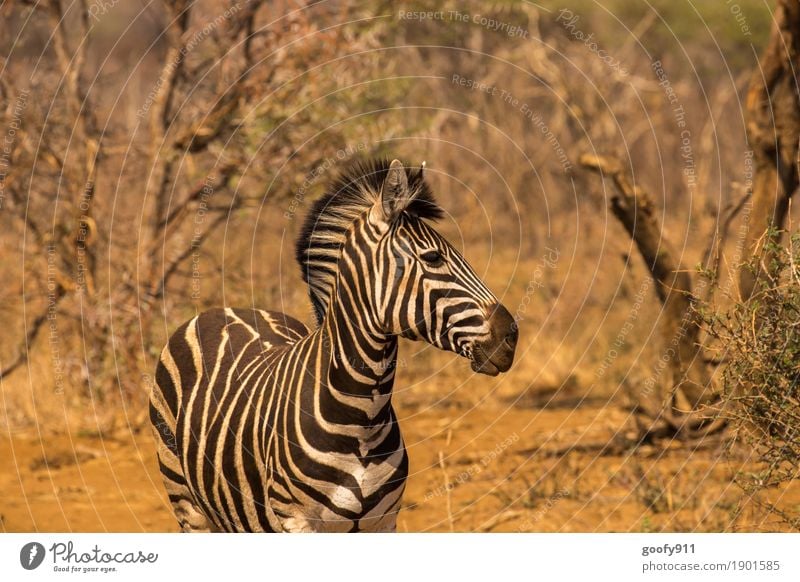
[150,159,517,532]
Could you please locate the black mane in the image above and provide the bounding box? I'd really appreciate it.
[295,157,443,324]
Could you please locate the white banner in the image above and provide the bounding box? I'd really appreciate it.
[1,533,797,581]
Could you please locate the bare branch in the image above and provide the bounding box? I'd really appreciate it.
[581,153,723,438]
[0,282,67,380]
[700,187,753,305]
[153,211,229,299]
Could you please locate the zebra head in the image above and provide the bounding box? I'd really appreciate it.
[370,160,517,376]
[297,158,517,376]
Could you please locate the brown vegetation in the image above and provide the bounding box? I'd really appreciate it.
[1,0,798,532]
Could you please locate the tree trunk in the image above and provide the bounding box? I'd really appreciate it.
[739,0,800,300]
[580,155,717,422]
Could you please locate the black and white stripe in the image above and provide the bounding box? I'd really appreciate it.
[149,159,518,532]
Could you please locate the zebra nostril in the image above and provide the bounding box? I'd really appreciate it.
[504,328,518,349]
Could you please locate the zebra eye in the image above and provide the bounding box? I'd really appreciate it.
[420,250,444,267]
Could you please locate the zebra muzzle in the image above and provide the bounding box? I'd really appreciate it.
[470,303,518,376]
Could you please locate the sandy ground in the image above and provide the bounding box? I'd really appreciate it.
[2,389,795,533]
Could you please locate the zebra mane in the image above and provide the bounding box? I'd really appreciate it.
[295,157,443,325]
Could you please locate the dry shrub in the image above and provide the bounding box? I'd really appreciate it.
[703,231,800,528]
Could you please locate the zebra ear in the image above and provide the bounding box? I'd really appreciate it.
[379,159,412,222]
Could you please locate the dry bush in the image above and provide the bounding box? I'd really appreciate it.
[702,231,800,528]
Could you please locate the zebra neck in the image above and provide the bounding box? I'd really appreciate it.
[316,216,399,415]
[322,295,399,399]
[321,257,404,398]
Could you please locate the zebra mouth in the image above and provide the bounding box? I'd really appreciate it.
[469,344,505,377]
[471,357,500,376]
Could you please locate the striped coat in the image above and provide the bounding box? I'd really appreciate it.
[150,159,517,532]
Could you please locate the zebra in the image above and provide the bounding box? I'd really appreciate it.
[149,158,518,532]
